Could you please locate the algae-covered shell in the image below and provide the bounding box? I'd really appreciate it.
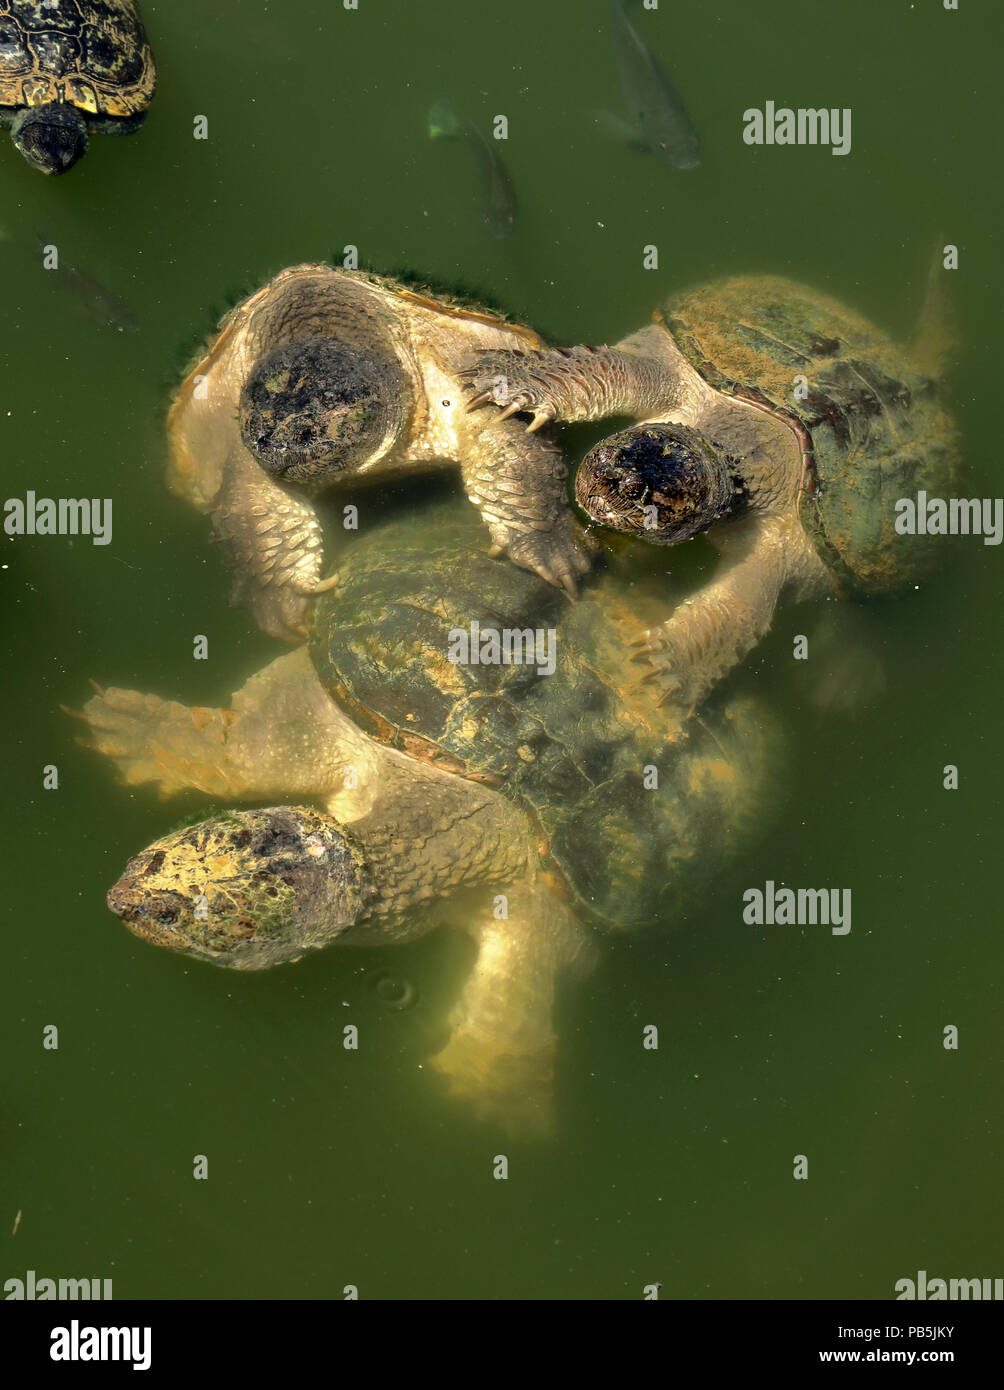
[0,0,155,121]
[661,276,960,592]
[310,503,766,929]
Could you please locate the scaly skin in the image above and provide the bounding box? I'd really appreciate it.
[464,320,831,710]
[634,514,829,712]
[169,266,591,640]
[462,326,687,426]
[78,648,583,1134]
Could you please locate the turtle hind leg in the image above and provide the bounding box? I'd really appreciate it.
[428,880,596,1140]
[806,604,888,713]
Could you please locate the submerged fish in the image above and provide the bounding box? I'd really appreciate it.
[428,102,518,240]
[609,0,701,170]
[34,231,140,333]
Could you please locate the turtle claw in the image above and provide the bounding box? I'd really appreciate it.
[557,572,578,602]
[496,400,527,423]
[629,626,695,705]
[293,572,340,597]
[498,520,593,599]
[656,677,684,703]
[527,409,554,434]
[464,390,494,413]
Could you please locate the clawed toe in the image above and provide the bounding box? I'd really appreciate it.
[527,409,554,433]
[634,647,688,704]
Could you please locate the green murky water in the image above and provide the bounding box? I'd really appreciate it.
[2,0,1002,1299]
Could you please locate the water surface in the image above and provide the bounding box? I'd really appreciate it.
[2,0,1001,1299]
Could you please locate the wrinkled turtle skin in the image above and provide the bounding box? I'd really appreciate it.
[661,277,959,593]
[168,265,591,643]
[310,503,767,930]
[464,273,961,712]
[80,499,775,1133]
[0,0,155,174]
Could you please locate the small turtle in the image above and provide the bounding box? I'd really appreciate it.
[78,500,773,1134]
[168,265,592,642]
[0,0,155,175]
[463,275,960,709]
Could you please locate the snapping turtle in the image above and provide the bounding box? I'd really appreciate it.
[464,275,959,709]
[78,500,772,1133]
[0,0,155,175]
[168,265,591,642]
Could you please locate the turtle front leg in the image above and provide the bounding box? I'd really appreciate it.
[430,881,596,1139]
[76,650,373,800]
[460,325,683,428]
[457,412,594,597]
[211,451,335,642]
[636,517,831,713]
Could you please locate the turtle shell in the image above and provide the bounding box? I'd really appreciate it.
[309,500,769,930]
[0,0,155,121]
[661,276,960,593]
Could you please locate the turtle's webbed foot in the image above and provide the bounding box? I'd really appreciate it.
[239,581,313,645]
[630,627,712,717]
[75,686,238,798]
[462,410,596,596]
[494,514,594,599]
[429,1031,556,1141]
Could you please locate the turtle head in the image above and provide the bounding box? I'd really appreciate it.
[575,423,740,545]
[106,807,372,969]
[239,337,407,484]
[10,103,88,175]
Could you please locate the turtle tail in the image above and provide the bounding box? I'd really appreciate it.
[911,240,960,384]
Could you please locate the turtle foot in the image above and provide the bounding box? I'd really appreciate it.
[495,516,594,599]
[77,686,238,797]
[630,628,709,717]
[228,573,312,644]
[428,1031,557,1141]
[460,349,560,430]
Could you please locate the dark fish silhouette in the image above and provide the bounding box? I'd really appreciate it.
[429,102,518,240]
[34,231,140,333]
[609,0,701,170]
